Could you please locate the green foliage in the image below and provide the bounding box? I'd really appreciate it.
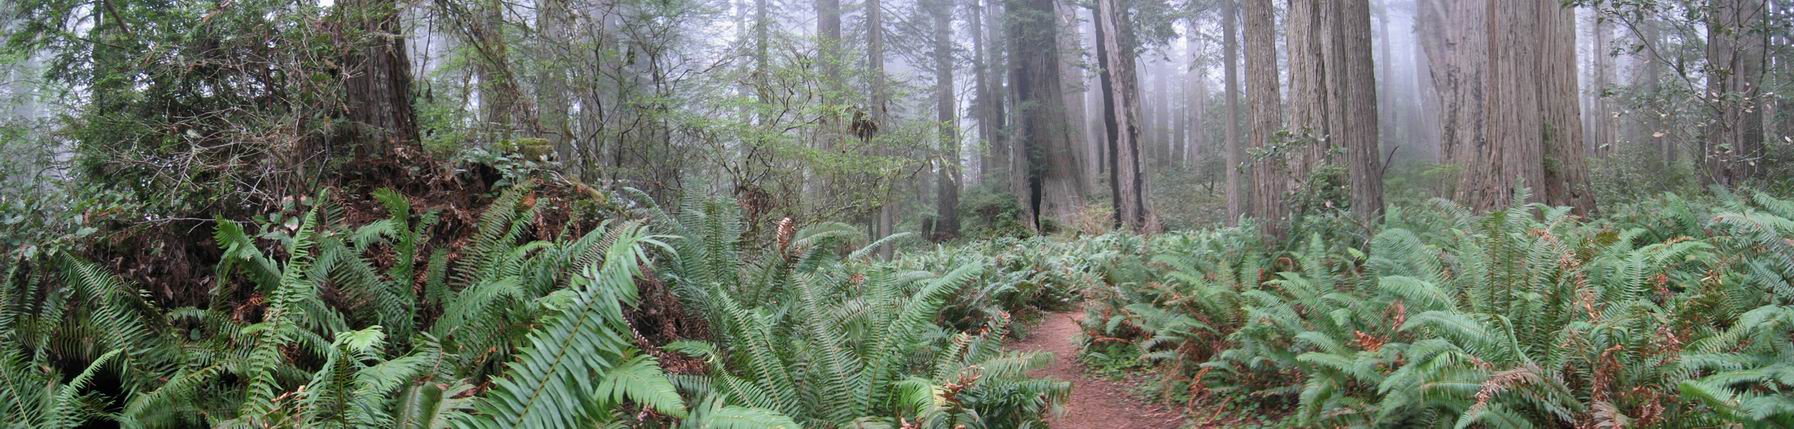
[1083,190,1794,427]
[636,191,1070,428]
[956,185,1033,241]
[2,185,1076,428]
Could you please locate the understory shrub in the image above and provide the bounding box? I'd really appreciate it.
[1085,189,1794,427]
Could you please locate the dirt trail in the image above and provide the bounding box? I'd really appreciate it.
[1008,310,1183,429]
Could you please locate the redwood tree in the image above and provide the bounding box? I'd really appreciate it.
[1093,0,1147,230]
[1009,0,1088,231]
[1242,0,1285,234]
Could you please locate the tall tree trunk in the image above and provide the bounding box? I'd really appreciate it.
[1184,32,1204,168]
[1772,1,1792,146]
[1537,1,1594,214]
[1010,0,1088,231]
[1410,10,1440,163]
[1242,0,1286,235]
[1083,9,1108,187]
[1284,0,1332,202]
[815,0,843,203]
[340,0,420,163]
[971,0,995,185]
[1285,0,1380,220]
[1461,0,1544,211]
[1588,10,1615,155]
[870,0,897,254]
[1094,0,1146,230]
[474,0,517,138]
[755,0,770,99]
[987,0,1013,189]
[1459,0,1593,215]
[1419,0,1486,173]
[1340,0,1383,219]
[1703,0,1766,187]
[931,0,961,239]
[1375,0,1394,153]
[537,0,573,162]
[1221,0,1245,222]
[1058,0,1092,195]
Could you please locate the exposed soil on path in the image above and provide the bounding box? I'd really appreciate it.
[1008,310,1184,429]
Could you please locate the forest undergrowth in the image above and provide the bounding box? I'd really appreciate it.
[4,180,1793,428]
[1079,188,1794,427]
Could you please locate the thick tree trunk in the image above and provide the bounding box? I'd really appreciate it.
[1010,0,1087,231]
[1340,0,1383,220]
[1461,0,1544,210]
[1221,0,1245,222]
[1058,1,1092,195]
[931,0,961,240]
[340,0,420,161]
[1282,0,1335,219]
[1703,0,1766,187]
[469,0,520,140]
[1242,0,1286,235]
[1284,0,1380,220]
[1537,1,1595,214]
[1458,0,1593,215]
[1410,10,1440,163]
[1419,0,1486,172]
[1094,0,1146,230]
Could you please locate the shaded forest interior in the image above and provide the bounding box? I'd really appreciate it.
[2,0,1793,427]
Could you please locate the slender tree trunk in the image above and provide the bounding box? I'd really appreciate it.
[870,0,897,255]
[1184,32,1205,168]
[1703,0,1766,187]
[1010,0,1087,231]
[815,0,843,203]
[538,0,573,162]
[1375,0,1395,155]
[971,0,994,185]
[1083,9,1107,187]
[755,0,769,98]
[1588,10,1615,155]
[1243,0,1286,235]
[1642,18,1671,164]
[931,0,961,239]
[1221,0,1245,222]
[987,0,1013,189]
[1094,0,1145,230]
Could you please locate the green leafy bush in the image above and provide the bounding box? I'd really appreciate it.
[1,186,1066,428]
[1085,190,1794,427]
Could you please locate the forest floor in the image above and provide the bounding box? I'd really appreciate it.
[1008,309,1185,429]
